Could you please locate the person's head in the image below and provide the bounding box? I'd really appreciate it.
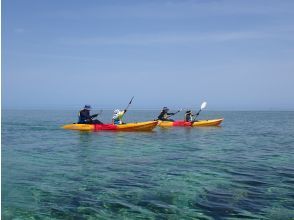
[162,107,169,112]
[84,105,91,111]
[186,110,192,114]
[114,109,120,114]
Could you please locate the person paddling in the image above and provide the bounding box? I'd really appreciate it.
[78,105,103,124]
[184,110,199,122]
[157,107,177,122]
[112,109,127,125]
[112,96,134,125]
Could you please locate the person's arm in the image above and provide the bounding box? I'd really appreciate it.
[91,114,98,118]
[118,111,125,119]
[167,112,175,115]
[192,112,199,121]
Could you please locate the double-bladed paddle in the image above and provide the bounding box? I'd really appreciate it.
[166,108,182,119]
[91,110,103,118]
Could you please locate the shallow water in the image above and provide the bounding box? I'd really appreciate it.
[2,110,294,219]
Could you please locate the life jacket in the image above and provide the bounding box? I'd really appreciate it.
[78,109,91,123]
[113,111,125,124]
[185,113,193,122]
[158,110,168,120]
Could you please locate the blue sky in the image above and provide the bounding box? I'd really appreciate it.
[2,0,294,110]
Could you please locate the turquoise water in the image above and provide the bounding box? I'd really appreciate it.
[2,110,294,219]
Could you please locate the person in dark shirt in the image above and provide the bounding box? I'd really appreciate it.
[78,105,103,124]
[157,107,176,122]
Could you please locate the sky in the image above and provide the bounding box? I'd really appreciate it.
[2,0,294,110]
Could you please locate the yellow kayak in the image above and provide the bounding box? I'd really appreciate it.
[62,121,158,131]
[158,118,224,127]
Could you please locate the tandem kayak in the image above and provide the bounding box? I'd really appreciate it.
[158,118,224,127]
[62,121,158,131]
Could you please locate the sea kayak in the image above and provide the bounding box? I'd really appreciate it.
[158,118,224,127]
[62,121,158,131]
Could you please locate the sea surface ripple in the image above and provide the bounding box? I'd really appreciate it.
[2,110,294,219]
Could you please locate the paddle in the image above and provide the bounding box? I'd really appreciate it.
[124,96,134,112]
[113,97,133,124]
[91,110,103,119]
[191,102,207,124]
[166,109,182,119]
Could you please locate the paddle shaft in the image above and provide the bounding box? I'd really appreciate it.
[194,109,201,118]
[124,96,134,111]
[91,110,103,118]
[166,110,181,119]
[191,108,203,124]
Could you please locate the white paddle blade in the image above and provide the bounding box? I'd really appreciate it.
[200,102,207,110]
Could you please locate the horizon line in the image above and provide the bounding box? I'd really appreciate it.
[2,108,294,112]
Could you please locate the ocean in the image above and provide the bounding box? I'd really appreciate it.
[2,110,294,219]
